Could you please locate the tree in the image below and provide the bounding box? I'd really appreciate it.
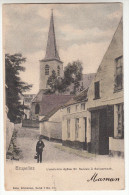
[63,60,83,94]
[5,53,32,123]
[46,60,83,94]
[45,70,63,94]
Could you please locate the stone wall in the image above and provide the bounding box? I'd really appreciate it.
[40,109,62,141]
[22,119,39,128]
[40,121,62,141]
[109,137,124,157]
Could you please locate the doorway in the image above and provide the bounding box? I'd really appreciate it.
[91,106,114,155]
[83,117,87,150]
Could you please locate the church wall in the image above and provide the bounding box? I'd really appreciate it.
[30,102,41,120]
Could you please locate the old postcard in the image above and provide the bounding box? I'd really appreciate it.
[3,3,124,191]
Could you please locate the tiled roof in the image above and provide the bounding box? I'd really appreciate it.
[34,73,95,121]
[40,106,61,122]
[40,94,73,116]
[66,73,95,94]
[81,73,95,91]
[32,90,45,103]
[62,88,88,108]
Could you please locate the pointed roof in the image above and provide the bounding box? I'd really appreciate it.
[44,10,61,62]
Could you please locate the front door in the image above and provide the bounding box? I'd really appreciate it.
[91,110,99,154]
[91,107,114,155]
[99,109,108,154]
[83,117,87,150]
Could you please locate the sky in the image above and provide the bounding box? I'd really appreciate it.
[3,3,122,94]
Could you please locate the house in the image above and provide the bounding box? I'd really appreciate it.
[62,89,89,149]
[86,18,124,157]
[39,94,73,141]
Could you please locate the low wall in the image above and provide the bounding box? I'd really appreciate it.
[22,119,39,128]
[109,137,124,157]
[40,121,62,141]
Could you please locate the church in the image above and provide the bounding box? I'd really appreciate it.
[39,10,63,91]
[30,10,95,127]
[30,10,73,122]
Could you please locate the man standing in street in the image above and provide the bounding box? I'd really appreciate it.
[36,136,45,163]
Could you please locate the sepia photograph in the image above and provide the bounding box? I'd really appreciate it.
[3,2,125,191]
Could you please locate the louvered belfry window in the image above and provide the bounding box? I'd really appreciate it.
[57,65,60,76]
[45,64,49,75]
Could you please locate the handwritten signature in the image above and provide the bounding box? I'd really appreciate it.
[87,172,120,182]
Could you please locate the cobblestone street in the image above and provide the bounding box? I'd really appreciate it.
[16,127,94,163]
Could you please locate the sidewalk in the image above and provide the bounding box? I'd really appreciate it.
[53,142,115,161]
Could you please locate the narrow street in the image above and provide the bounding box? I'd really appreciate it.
[16,127,91,163]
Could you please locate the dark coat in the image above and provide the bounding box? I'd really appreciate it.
[36,140,45,153]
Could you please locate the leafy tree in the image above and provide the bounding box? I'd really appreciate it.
[45,70,63,94]
[5,53,32,123]
[46,60,83,94]
[64,60,83,94]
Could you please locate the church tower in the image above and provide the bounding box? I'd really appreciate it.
[39,10,63,90]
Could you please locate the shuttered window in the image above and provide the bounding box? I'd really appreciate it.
[114,56,123,91]
[94,81,100,99]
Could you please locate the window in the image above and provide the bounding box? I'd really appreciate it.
[117,103,124,138]
[57,65,60,76]
[81,103,85,110]
[67,119,70,138]
[75,118,79,139]
[45,64,49,75]
[114,56,123,91]
[94,81,100,99]
[35,104,40,114]
[67,107,70,113]
[75,104,79,111]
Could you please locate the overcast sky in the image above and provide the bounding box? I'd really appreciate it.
[3,3,122,94]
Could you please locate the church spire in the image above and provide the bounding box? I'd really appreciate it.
[44,10,60,61]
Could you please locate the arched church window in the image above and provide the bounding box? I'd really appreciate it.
[45,64,49,75]
[35,104,40,114]
[57,65,60,76]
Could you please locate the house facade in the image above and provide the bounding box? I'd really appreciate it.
[86,19,124,156]
[62,90,89,149]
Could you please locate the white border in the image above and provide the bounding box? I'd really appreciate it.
[0,0,129,195]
